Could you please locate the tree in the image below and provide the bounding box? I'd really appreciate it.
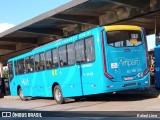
[3,69,8,78]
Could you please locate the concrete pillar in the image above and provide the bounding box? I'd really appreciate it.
[156,29,160,46]
[16,43,34,51]
[0,63,3,78]
[155,18,160,46]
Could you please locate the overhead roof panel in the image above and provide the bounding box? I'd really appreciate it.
[1,0,160,64]
[1,0,160,39]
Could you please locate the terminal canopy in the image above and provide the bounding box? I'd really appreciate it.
[0,0,160,65]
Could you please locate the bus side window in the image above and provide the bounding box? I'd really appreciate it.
[67,43,75,66]
[45,50,52,69]
[25,56,34,73]
[8,62,14,81]
[59,45,67,67]
[75,39,85,63]
[34,54,40,71]
[52,48,59,68]
[29,56,34,72]
[25,57,30,73]
[17,59,25,74]
[85,37,95,62]
[40,52,45,71]
[14,61,18,75]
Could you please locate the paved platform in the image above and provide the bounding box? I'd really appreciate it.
[1,86,160,100]
[3,95,19,99]
[117,85,160,96]
[0,94,160,111]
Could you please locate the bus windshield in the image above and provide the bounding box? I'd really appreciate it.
[107,30,142,47]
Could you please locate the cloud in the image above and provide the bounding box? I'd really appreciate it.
[0,23,15,33]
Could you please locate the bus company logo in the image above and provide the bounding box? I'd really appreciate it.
[21,78,29,86]
[115,57,140,67]
[52,70,57,76]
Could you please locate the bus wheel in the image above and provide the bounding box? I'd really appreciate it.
[75,97,81,102]
[54,85,65,104]
[18,88,27,101]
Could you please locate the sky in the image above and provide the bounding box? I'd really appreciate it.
[0,0,156,50]
[0,0,71,31]
[147,34,155,51]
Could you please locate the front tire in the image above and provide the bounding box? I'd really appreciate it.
[53,85,65,104]
[18,88,28,101]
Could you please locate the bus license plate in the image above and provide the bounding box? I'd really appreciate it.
[124,77,133,80]
[123,83,137,87]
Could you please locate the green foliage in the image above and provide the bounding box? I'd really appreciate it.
[3,69,8,78]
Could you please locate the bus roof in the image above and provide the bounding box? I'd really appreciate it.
[104,25,142,31]
[32,39,63,51]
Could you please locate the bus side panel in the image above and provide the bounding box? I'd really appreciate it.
[33,71,48,96]
[81,29,104,95]
[154,47,160,88]
[11,72,45,97]
[9,62,21,96]
[16,75,32,96]
[52,66,83,98]
[10,78,18,96]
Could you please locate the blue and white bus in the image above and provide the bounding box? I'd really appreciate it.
[8,25,150,104]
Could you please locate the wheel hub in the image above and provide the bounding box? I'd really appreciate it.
[55,89,61,101]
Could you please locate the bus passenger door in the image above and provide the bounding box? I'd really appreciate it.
[75,36,97,95]
[58,43,83,98]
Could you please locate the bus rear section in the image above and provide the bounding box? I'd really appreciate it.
[101,25,150,92]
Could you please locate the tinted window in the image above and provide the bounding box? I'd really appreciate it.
[85,37,95,62]
[8,62,14,81]
[107,30,142,47]
[34,54,40,71]
[52,48,59,68]
[25,56,34,73]
[45,50,52,69]
[67,43,75,65]
[30,56,34,72]
[14,61,18,75]
[17,59,25,74]
[40,52,45,70]
[59,46,67,67]
[75,40,85,63]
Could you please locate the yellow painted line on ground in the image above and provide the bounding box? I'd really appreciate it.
[4,96,19,99]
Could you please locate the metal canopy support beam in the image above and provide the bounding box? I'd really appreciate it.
[118,20,154,28]
[145,29,155,35]
[103,0,150,10]
[0,63,3,77]
[0,44,16,50]
[0,0,89,38]
[0,46,35,65]
[0,37,38,44]
[54,14,99,25]
[105,8,160,25]
[48,16,97,26]
[19,27,63,36]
